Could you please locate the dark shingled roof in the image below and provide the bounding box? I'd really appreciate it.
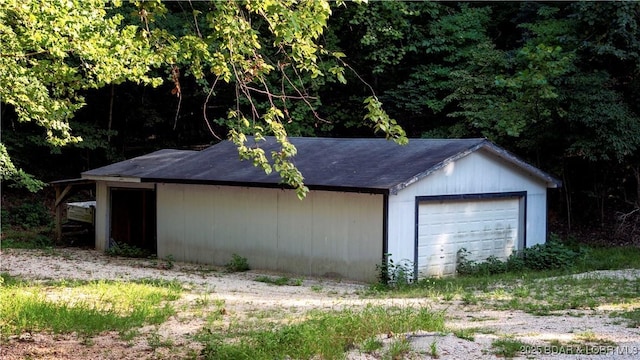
[82,137,560,193]
[83,149,197,179]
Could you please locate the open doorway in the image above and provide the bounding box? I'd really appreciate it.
[110,188,156,253]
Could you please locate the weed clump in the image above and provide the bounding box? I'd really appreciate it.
[375,253,414,289]
[105,242,150,258]
[225,254,249,272]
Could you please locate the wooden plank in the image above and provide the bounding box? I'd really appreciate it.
[54,185,73,207]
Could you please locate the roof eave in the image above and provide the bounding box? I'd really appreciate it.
[49,178,95,186]
[82,174,142,183]
[389,142,484,195]
[144,177,389,195]
[389,140,562,194]
[479,142,562,188]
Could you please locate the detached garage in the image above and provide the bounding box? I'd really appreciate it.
[82,137,560,282]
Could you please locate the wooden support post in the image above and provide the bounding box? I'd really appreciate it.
[53,184,74,243]
[54,185,63,243]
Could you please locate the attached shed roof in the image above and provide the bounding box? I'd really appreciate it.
[82,137,560,193]
[82,149,197,182]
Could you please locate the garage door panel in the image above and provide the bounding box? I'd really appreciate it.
[418,197,520,278]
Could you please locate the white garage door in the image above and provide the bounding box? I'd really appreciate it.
[417,197,521,278]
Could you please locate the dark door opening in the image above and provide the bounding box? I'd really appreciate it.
[110,188,156,253]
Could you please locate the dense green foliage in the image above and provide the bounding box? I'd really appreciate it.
[0,0,162,191]
[1,199,54,248]
[1,1,639,237]
[376,238,588,284]
[2,201,52,229]
[0,0,403,199]
[326,1,640,237]
[456,239,586,276]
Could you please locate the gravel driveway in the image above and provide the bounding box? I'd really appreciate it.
[1,248,639,359]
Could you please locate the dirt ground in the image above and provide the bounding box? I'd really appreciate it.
[1,248,639,359]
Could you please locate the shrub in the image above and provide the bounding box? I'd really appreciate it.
[376,254,414,288]
[457,249,519,276]
[5,202,52,229]
[521,239,585,270]
[455,248,476,275]
[225,254,249,272]
[456,235,585,275]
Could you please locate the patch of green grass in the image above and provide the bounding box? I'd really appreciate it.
[574,329,616,346]
[492,337,528,358]
[360,336,383,353]
[385,338,412,359]
[487,276,639,315]
[0,228,53,249]
[0,275,182,339]
[429,339,439,358]
[461,291,479,305]
[452,328,476,341]
[450,326,496,343]
[198,305,445,360]
[573,246,640,271]
[147,330,174,349]
[0,273,21,286]
[610,308,640,328]
[193,293,213,309]
[204,310,226,327]
[244,308,287,321]
[120,329,139,341]
[512,285,530,298]
[254,275,303,286]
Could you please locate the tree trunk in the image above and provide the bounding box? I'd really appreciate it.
[633,164,640,209]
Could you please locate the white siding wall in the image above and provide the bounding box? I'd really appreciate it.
[387,150,549,266]
[156,184,383,282]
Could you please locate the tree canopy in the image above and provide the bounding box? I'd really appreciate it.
[324,1,640,232]
[1,0,161,189]
[0,0,404,198]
